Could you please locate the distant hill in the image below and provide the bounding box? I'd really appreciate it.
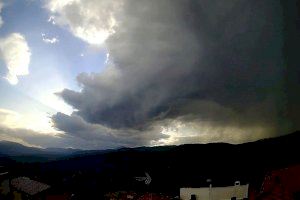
[0,141,81,162]
[1,131,300,197]
[0,141,81,156]
[7,131,294,196]
[0,141,46,156]
[45,147,81,154]
[1,131,299,164]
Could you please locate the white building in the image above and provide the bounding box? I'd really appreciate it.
[180,181,249,200]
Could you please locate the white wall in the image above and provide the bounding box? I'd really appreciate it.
[180,184,249,200]
[180,188,209,200]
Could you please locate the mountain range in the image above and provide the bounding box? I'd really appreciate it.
[1,131,299,197]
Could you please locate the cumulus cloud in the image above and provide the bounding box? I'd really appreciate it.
[48,0,299,148]
[47,15,56,25]
[42,33,59,44]
[46,0,123,45]
[0,33,31,84]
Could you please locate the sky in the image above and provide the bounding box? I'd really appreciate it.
[0,0,299,149]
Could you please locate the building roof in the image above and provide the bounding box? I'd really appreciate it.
[11,177,50,196]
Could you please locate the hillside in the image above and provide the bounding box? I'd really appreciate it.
[3,131,298,198]
[0,141,81,163]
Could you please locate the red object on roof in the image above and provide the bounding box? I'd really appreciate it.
[11,177,50,196]
[255,165,300,200]
[46,193,71,200]
[138,193,172,200]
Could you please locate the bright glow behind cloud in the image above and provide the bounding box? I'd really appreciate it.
[0,33,31,84]
[0,108,56,133]
[40,89,73,116]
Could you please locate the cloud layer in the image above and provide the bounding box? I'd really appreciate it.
[0,1,3,28]
[47,0,299,148]
[0,33,31,84]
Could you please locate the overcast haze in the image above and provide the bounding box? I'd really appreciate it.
[0,0,299,149]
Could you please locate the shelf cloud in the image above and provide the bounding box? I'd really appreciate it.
[46,0,299,147]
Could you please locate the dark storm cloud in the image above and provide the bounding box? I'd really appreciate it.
[52,112,169,148]
[54,0,299,145]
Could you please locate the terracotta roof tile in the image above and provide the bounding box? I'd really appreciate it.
[11,177,50,196]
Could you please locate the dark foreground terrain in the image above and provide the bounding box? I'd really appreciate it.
[1,131,300,199]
